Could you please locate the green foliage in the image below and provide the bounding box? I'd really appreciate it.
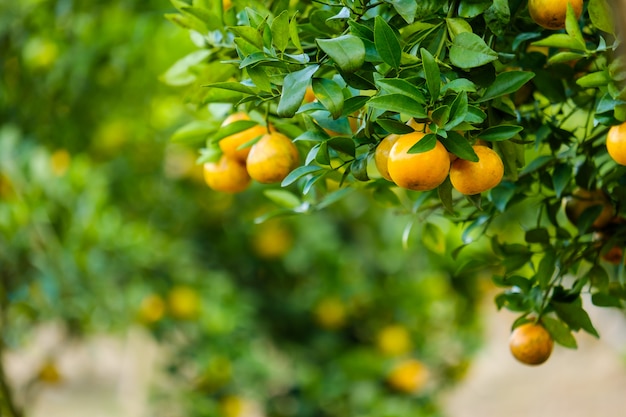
[164,0,626,358]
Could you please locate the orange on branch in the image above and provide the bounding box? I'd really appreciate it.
[509,322,554,365]
[219,112,267,163]
[607,122,626,165]
[528,0,583,30]
[203,155,251,193]
[387,359,429,394]
[387,132,450,191]
[246,131,299,184]
[374,134,400,181]
[449,145,504,195]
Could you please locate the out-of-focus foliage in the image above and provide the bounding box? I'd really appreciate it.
[0,1,484,417]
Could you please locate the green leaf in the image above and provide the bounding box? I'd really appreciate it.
[271,10,291,52]
[317,35,366,73]
[289,13,303,52]
[446,91,468,129]
[350,155,369,181]
[576,70,611,88]
[211,120,260,143]
[376,78,427,104]
[458,0,491,18]
[589,0,615,34]
[328,136,355,157]
[591,292,623,308]
[263,189,301,209]
[449,32,498,69]
[536,249,556,289]
[483,0,510,36]
[229,26,264,49]
[439,131,478,161]
[476,71,535,103]
[408,133,436,154]
[421,48,440,102]
[205,81,259,95]
[387,0,418,23]
[277,65,320,118]
[548,51,585,65]
[171,120,218,145]
[368,94,427,118]
[160,50,211,86]
[374,16,402,70]
[445,17,473,40]
[376,119,415,134]
[281,164,324,187]
[552,163,571,198]
[312,78,344,119]
[541,316,578,349]
[552,301,600,338]
[477,124,523,141]
[564,2,585,47]
[532,34,586,51]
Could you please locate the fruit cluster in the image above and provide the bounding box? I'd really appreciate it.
[203,112,300,192]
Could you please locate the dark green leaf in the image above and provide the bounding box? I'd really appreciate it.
[449,32,498,69]
[446,91,468,129]
[281,164,324,187]
[377,119,415,134]
[374,16,402,70]
[376,78,427,104]
[439,131,478,161]
[421,48,440,102]
[387,0,418,23]
[271,10,291,52]
[477,124,523,141]
[368,94,427,118]
[591,292,623,308]
[437,177,455,214]
[312,78,345,119]
[552,301,600,338]
[328,136,355,157]
[552,163,572,198]
[408,133,436,154]
[277,65,320,118]
[484,0,510,36]
[350,155,369,181]
[541,316,578,349]
[476,71,535,103]
[317,35,366,73]
[525,227,550,245]
[536,249,556,289]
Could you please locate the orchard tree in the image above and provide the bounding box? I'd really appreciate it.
[165,0,626,366]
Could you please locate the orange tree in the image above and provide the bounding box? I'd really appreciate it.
[1,2,483,417]
[165,0,626,356]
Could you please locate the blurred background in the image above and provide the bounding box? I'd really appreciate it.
[1,1,625,417]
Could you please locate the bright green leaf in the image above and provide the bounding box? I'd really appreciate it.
[317,35,366,73]
[449,32,498,69]
[374,16,402,70]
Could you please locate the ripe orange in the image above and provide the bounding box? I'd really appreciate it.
[219,112,267,163]
[563,188,615,229]
[203,155,251,193]
[387,131,450,191]
[607,122,626,165]
[509,322,554,365]
[528,0,583,30]
[387,358,429,394]
[449,145,504,195]
[374,134,400,181]
[246,131,299,184]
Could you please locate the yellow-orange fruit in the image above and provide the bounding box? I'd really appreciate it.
[203,155,251,193]
[387,359,430,394]
[509,322,554,365]
[375,134,400,181]
[219,112,267,163]
[528,0,583,30]
[246,132,299,184]
[387,132,450,191]
[607,122,626,166]
[449,145,504,195]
